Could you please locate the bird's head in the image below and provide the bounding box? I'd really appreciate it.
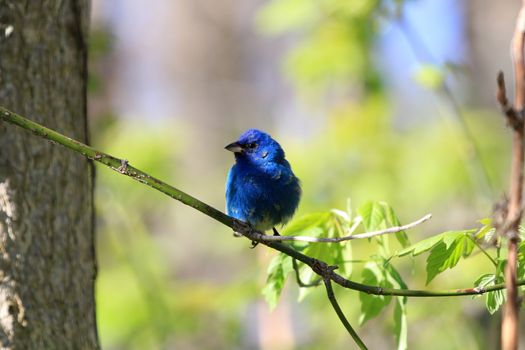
[225,129,285,164]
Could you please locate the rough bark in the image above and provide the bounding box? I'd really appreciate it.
[0,1,99,349]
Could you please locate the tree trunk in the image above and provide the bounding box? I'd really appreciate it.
[0,1,99,348]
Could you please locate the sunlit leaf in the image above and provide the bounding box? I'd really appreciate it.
[474,274,495,291]
[385,263,408,290]
[426,241,461,284]
[297,243,324,302]
[384,204,410,248]
[341,238,353,277]
[475,218,495,242]
[359,262,392,325]
[486,288,506,315]
[358,201,388,231]
[518,241,525,280]
[393,296,408,350]
[396,230,475,257]
[262,254,293,309]
[474,273,505,315]
[297,265,317,302]
[283,212,331,236]
[358,201,410,248]
[331,208,350,222]
[383,261,408,349]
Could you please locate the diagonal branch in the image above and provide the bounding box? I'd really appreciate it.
[1,105,525,300]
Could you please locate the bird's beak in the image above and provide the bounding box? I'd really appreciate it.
[225,141,243,153]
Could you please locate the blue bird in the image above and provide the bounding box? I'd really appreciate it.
[225,129,301,240]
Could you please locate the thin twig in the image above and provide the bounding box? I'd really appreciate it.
[323,278,368,350]
[467,235,498,267]
[1,106,525,301]
[253,214,431,243]
[292,258,321,288]
[497,72,520,123]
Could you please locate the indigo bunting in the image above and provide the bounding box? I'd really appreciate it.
[225,129,301,237]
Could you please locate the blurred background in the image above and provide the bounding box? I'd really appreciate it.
[88,0,521,349]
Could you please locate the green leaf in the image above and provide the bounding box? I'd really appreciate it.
[359,262,391,325]
[463,236,475,257]
[474,274,495,291]
[283,212,331,236]
[359,259,408,349]
[384,205,411,248]
[331,208,350,222]
[297,243,325,302]
[396,230,474,257]
[358,201,410,248]
[518,241,525,279]
[475,219,495,242]
[424,233,476,284]
[383,260,408,350]
[486,288,506,315]
[330,213,353,277]
[475,273,505,315]
[262,254,293,309]
[384,262,408,350]
[393,296,408,350]
[474,267,506,314]
[341,237,353,277]
[297,265,316,302]
[384,262,408,290]
[413,64,445,90]
[479,218,492,226]
[426,240,461,284]
[358,201,388,231]
[294,210,354,302]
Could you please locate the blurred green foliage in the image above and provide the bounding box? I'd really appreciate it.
[94,122,260,349]
[90,0,521,349]
[257,0,382,92]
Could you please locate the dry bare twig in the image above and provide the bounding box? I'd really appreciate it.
[249,214,432,243]
[496,3,525,349]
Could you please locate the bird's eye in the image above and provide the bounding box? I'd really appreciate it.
[246,142,257,149]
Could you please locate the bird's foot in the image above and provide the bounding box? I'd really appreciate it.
[232,219,251,237]
[232,219,261,248]
[272,227,281,236]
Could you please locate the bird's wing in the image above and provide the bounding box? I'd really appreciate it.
[225,166,237,214]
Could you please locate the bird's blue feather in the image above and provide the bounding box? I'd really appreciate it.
[225,129,301,232]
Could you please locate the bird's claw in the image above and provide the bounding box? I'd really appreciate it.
[232,219,251,236]
[232,219,262,248]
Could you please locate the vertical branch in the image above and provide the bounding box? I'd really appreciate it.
[498,3,525,350]
[323,279,368,350]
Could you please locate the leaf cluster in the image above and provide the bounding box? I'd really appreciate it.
[263,200,525,349]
